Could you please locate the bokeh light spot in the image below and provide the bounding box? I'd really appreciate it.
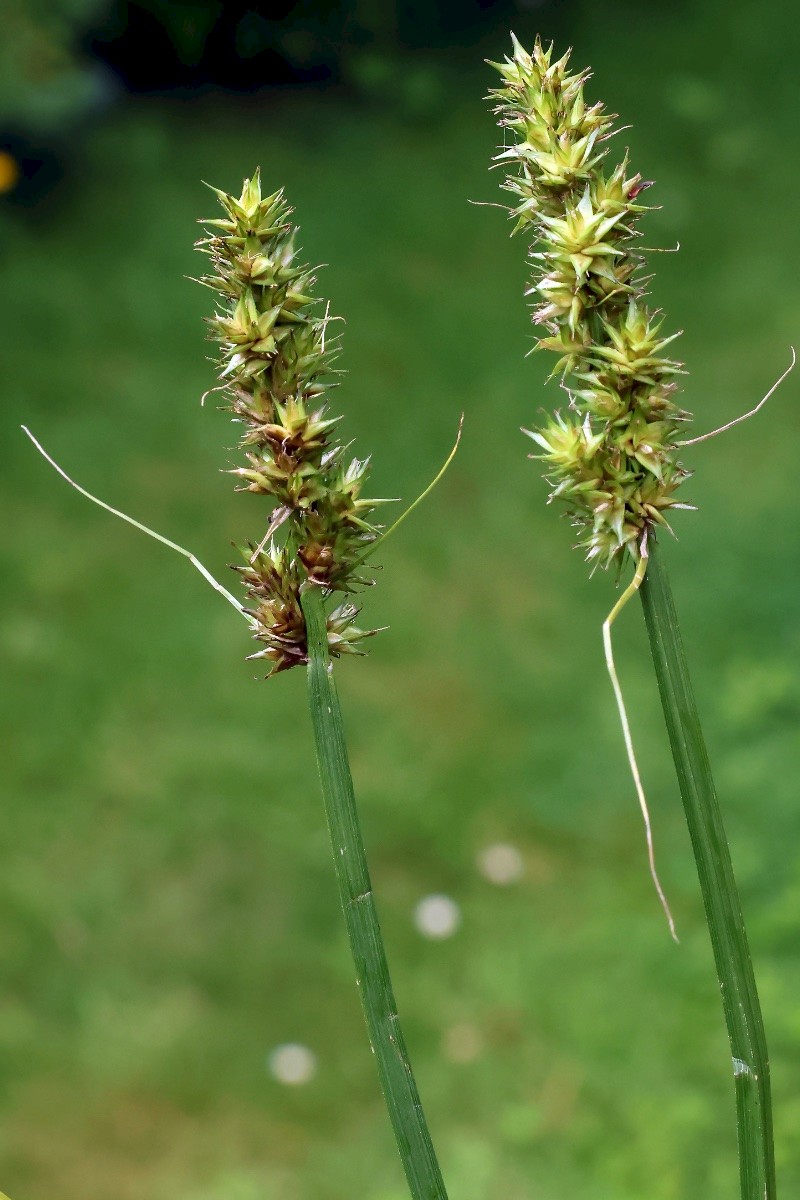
[477,842,524,886]
[413,894,461,939]
[0,152,20,194]
[267,1042,317,1085]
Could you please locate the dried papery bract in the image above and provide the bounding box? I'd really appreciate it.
[487,36,776,1199]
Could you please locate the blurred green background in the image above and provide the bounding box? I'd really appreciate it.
[2,1,800,1197]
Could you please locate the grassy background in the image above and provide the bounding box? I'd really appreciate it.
[2,1,800,1197]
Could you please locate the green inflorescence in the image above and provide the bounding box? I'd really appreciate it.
[197,171,386,674]
[489,35,695,568]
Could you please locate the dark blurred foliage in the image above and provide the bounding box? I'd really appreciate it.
[0,0,106,203]
[2,0,532,205]
[88,0,519,91]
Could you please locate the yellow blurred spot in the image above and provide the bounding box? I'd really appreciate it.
[0,151,21,194]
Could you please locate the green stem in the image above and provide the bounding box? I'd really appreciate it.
[300,585,449,1200]
[639,537,775,1200]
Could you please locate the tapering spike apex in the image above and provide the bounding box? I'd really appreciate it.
[489,36,692,566]
[197,172,385,673]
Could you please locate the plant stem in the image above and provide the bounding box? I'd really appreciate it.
[300,585,449,1200]
[639,537,775,1200]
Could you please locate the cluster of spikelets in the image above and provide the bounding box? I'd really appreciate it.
[197,171,384,674]
[490,35,695,568]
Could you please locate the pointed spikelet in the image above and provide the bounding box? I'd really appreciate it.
[489,37,694,567]
[197,171,384,673]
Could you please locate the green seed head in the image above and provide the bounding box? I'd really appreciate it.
[489,37,694,568]
[198,172,383,673]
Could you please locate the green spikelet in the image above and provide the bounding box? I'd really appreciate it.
[197,171,386,673]
[489,35,695,568]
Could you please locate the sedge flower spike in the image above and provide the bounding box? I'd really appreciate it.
[489,35,694,568]
[487,43,786,1185]
[197,170,386,674]
[24,170,454,1198]
[487,35,697,936]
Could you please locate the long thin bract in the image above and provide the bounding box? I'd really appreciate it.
[603,548,678,941]
[678,348,795,448]
[348,413,464,576]
[22,425,250,622]
[301,585,449,1200]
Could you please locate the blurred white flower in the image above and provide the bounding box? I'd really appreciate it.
[414,894,461,940]
[267,1042,317,1085]
[477,842,524,886]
